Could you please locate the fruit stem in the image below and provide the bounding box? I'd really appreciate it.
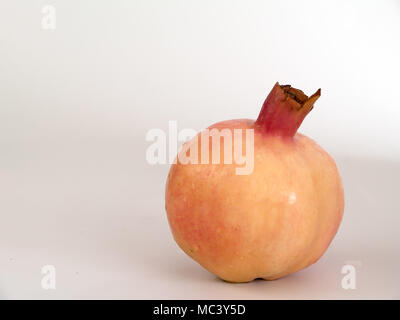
[255,82,321,137]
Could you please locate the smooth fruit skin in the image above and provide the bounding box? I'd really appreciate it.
[165,119,344,283]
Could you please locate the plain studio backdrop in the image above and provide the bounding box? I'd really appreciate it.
[0,0,399,299]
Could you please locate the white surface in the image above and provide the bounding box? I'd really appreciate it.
[0,0,399,299]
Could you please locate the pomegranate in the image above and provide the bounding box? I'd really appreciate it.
[165,83,344,282]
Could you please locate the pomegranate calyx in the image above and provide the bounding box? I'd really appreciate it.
[255,82,321,137]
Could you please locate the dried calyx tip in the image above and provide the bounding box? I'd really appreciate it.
[279,83,321,111]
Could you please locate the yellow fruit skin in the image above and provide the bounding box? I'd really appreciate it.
[165,119,344,283]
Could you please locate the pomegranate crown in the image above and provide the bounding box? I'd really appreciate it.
[255,82,321,137]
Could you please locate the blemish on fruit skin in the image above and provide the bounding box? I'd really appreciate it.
[288,192,297,204]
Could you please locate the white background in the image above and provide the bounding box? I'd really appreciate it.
[0,0,399,299]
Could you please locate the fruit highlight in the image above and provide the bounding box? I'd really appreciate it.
[165,83,344,282]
